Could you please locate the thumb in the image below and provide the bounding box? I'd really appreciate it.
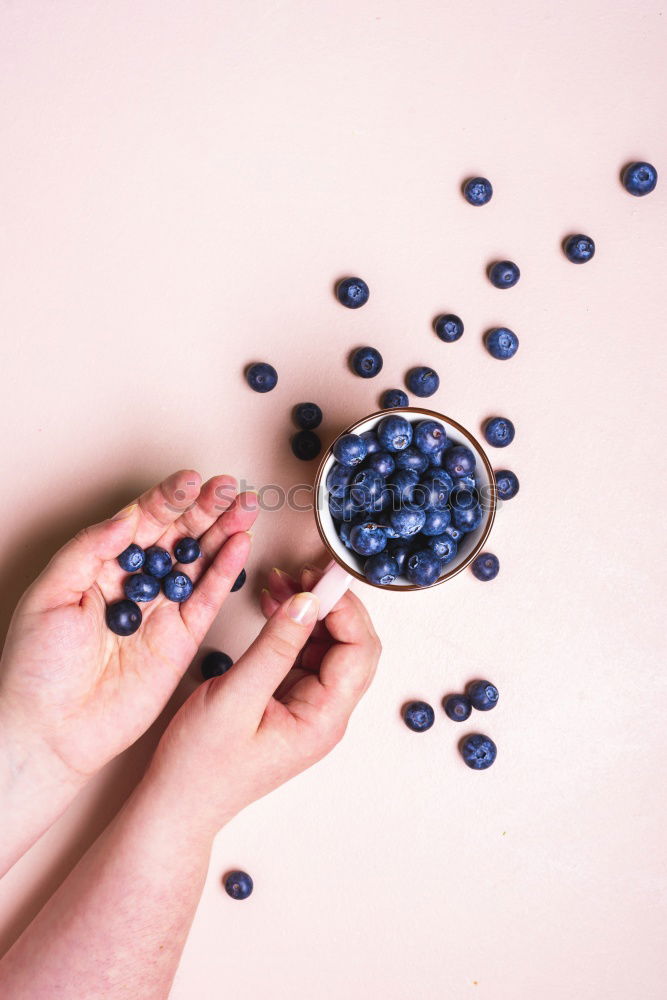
[221,591,320,717]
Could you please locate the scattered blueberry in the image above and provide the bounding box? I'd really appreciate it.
[144,546,172,579]
[201,650,233,680]
[117,544,145,572]
[349,521,387,556]
[389,504,426,539]
[463,177,493,206]
[174,537,201,564]
[468,680,499,711]
[231,569,246,592]
[406,366,440,397]
[395,447,429,475]
[444,445,476,478]
[563,234,595,264]
[414,420,447,455]
[485,327,519,360]
[123,573,161,603]
[106,599,142,636]
[488,260,520,289]
[434,313,464,342]
[224,870,254,900]
[381,388,409,409]
[292,430,322,461]
[333,433,368,468]
[460,733,497,770]
[246,362,278,393]
[403,701,435,732]
[366,451,396,477]
[294,402,322,430]
[162,571,194,602]
[484,417,515,448]
[495,469,520,501]
[364,552,399,585]
[377,415,413,452]
[444,694,472,722]
[405,548,442,587]
[622,161,657,197]
[351,346,383,378]
[336,276,369,309]
[471,552,499,581]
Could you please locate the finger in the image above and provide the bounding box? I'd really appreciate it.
[133,470,203,547]
[221,592,320,719]
[260,588,281,618]
[159,475,238,553]
[180,531,252,644]
[184,492,258,585]
[299,639,332,672]
[273,666,313,701]
[267,567,299,604]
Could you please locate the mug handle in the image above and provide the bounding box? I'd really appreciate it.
[310,560,353,620]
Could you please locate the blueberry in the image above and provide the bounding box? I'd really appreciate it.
[444,525,464,543]
[381,388,409,409]
[326,462,354,497]
[387,469,419,504]
[488,260,520,289]
[350,468,387,508]
[434,313,464,342]
[201,650,233,680]
[162,570,194,602]
[106,599,142,636]
[329,492,358,522]
[495,469,519,501]
[117,543,145,572]
[427,534,458,564]
[485,327,519,360]
[294,402,322,430]
[403,701,435,732]
[351,346,383,378]
[123,573,161,603]
[374,513,400,538]
[484,417,515,448]
[468,680,499,711]
[364,552,399,585]
[338,520,356,549]
[388,541,412,573]
[563,234,595,264]
[336,276,369,309]
[452,474,477,492]
[444,694,472,722]
[406,366,439,397]
[174,537,201,564]
[443,445,476,478]
[415,473,453,510]
[463,176,493,206]
[421,507,451,536]
[349,521,387,556]
[291,430,322,461]
[224,870,254,900]
[622,161,658,197]
[333,433,368,468]
[389,504,426,539]
[360,430,381,454]
[395,447,429,475]
[246,362,278,393]
[144,546,172,579]
[414,419,447,455]
[460,733,497,770]
[428,448,446,468]
[451,500,483,533]
[405,549,442,587]
[377,414,413,452]
[366,451,396,477]
[231,569,246,592]
[471,552,499,581]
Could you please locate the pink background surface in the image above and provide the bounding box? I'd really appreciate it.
[1,2,666,997]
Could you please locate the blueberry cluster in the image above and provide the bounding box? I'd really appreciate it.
[403,679,499,770]
[327,415,487,588]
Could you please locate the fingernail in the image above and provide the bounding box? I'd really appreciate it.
[271,567,287,578]
[286,592,319,624]
[112,503,138,521]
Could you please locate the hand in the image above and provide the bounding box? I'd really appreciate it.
[0,470,258,784]
[146,566,381,836]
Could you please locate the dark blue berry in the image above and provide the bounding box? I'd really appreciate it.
[421,507,451,536]
[415,473,453,510]
[495,469,519,501]
[106,599,142,636]
[414,419,447,455]
[428,534,458,564]
[405,548,442,587]
[460,733,497,769]
[622,161,657,196]
[451,500,483,533]
[471,552,499,581]
[360,430,381,454]
[329,493,357,522]
[333,433,368,468]
[351,346,383,378]
[117,544,145,572]
[434,313,464,342]
[326,462,353,498]
[174,537,201,564]
[336,277,369,308]
[366,451,396,477]
[406,366,439,397]
[488,260,520,289]
[377,415,413,452]
[294,402,322,430]
[364,552,399,585]
[123,574,161,603]
[395,447,429,474]
[246,362,278,393]
[444,694,472,722]
[463,177,493,206]
[388,542,412,574]
[291,430,321,461]
[224,870,253,900]
[162,570,194,602]
[349,521,387,557]
[201,650,233,680]
[231,569,246,592]
[484,417,515,448]
[350,469,386,508]
[443,445,476,478]
[381,388,409,409]
[144,546,172,579]
[485,327,519,360]
[444,524,464,543]
[389,504,426,539]
[338,520,355,549]
[563,234,595,264]
[468,680,499,711]
[387,470,419,504]
[403,701,435,732]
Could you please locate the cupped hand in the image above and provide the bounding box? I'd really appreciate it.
[0,470,258,783]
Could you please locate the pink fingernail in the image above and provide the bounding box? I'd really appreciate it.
[111,503,138,521]
[286,592,319,624]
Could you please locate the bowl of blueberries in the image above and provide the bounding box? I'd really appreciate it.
[310,407,496,612]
